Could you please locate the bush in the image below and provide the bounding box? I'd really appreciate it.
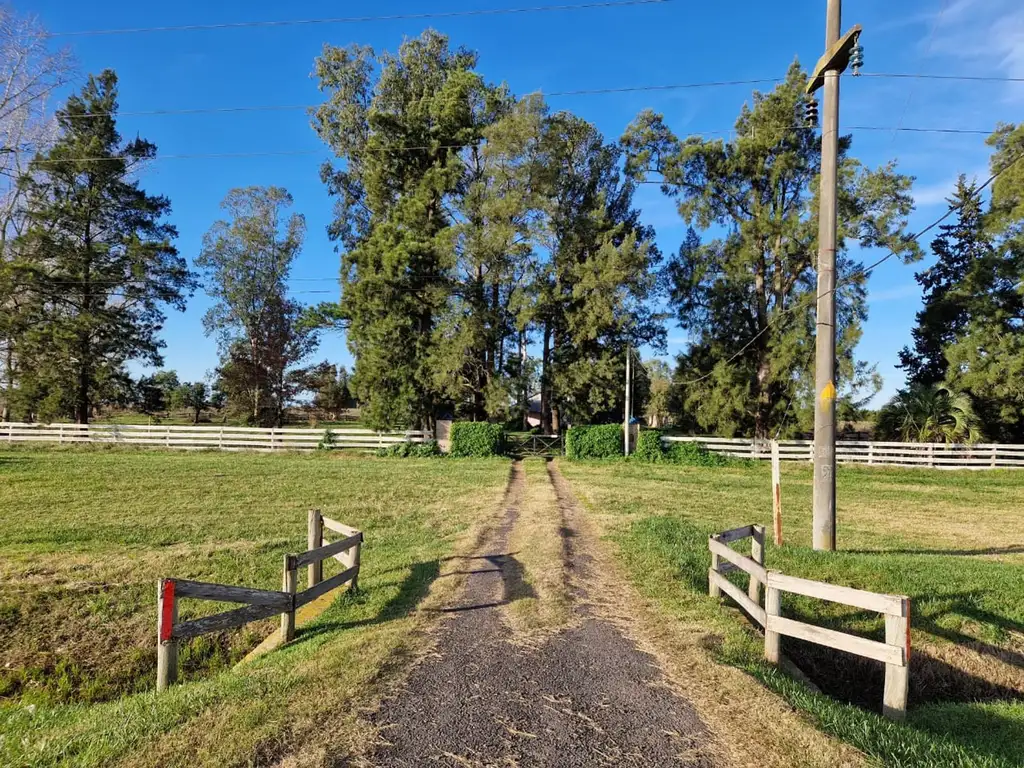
[566,424,623,460]
[376,440,442,458]
[317,428,337,450]
[449,422,505,458]
[665,440,732,467]
[633,429,666,462]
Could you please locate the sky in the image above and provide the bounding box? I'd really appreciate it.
[20,0,1024,403]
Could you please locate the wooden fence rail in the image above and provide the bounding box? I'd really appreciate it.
[665,435,1024,470]
[157,512,363,691]
[708,526,910,719]
[3,422,430,452]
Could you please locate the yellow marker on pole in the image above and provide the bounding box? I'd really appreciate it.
[821,380,836,403]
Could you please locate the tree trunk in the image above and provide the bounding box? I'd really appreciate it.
[519,329,528,431]
[540,320,552,434]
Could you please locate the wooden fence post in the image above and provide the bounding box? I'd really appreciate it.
[883,597,911,720]
[868,442,875,465]
[339,534,362,591]
[991,445,998,468]
[156,578,178,691]
[307,509,323,588]
[749,525,765,605]
[764,582,781,664]
[771,441,783,546]
[281,555,296,642]
[709,537,721,598]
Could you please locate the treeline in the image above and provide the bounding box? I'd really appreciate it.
[1,12,1022,440]
[309,38,918,435]
[880,124,1024,443]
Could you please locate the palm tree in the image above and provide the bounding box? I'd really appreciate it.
[875,384,982,443]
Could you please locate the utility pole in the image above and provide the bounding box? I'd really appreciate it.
[624,345,632,456]
[806,1,862,552]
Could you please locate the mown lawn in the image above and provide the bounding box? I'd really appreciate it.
[559,459,1024,768]
[0,447,510,767]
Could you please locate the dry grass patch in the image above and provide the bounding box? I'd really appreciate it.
[500,460,574,640]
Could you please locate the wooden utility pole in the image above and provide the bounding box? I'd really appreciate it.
[807,0,862,552]
[624,345,632,456]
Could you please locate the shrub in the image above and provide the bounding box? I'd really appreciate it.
[376,440,442,458]
[633,429,666,462]
[317,428,337,450]
[565,424,623,460]
[665,440,732,467]
[449,422,505,458]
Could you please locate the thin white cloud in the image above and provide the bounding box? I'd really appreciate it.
[913,166,987,207]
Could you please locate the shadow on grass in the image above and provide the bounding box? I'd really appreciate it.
[294,560,441,643]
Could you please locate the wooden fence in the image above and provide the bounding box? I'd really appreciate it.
[2,422,431,452]
[157,511,362,690]
[665,435,1024,470]
[708,524,910,719]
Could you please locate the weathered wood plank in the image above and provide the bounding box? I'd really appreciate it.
[766,572,905,616]
[714,525,755,543]
[765,586,781,663]
[708,538,768,583]
[766,615,903,665]
[709,569,767,627]
[172,579,291,609]
[883,598,911,720]
[321,517,360,537]
[294,566,359,609]
[308,509,323,588]
[172,601,283,640]
[293,533,362,569]
[281,555,297,642]
[748,525,765,605]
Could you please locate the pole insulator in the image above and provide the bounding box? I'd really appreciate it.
[804,97,819,128]
[850,43,864,75]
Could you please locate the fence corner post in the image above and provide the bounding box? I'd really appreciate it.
[708,537,721,598]
[281,555,296,642]
[749,525,765,605]
[883,597,911,720]
[764,580,781,664]
[156,578,178,691]
[307,509,323,588]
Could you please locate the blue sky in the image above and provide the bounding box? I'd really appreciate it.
[24,0,1024,403]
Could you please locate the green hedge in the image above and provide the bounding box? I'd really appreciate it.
[631,431,736,467]
[449,422,505,457]
[633,429,666,462]
[566,424,623,459]
[376,440,442,458]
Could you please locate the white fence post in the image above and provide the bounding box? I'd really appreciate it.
[771,441,782,546]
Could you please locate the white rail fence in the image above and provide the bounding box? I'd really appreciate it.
[1,422,432,452]
[663,435,1024,470]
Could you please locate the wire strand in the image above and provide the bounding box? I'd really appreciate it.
[675,148,1024,387]
[49,0,673,37]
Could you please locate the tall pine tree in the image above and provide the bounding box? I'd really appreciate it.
[898,177,991,386]
[623,63,918,438]
[9,70,193,422]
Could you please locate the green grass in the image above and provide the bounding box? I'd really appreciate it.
[559,459,1024,768]
[0,447,510,767]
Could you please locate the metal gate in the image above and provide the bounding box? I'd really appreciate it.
[506,434,563,457]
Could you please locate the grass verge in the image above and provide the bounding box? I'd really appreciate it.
[559,459,1024,768]
[0,447,510,767]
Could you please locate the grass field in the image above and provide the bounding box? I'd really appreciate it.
[558,459,1024,768]
[0,447,510,767]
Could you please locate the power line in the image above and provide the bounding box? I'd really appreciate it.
[675,148,1024,387]
[22,123,1001,167]
[64,72,1023,120]
[49,0,673,37]
[860,72,1024,84]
